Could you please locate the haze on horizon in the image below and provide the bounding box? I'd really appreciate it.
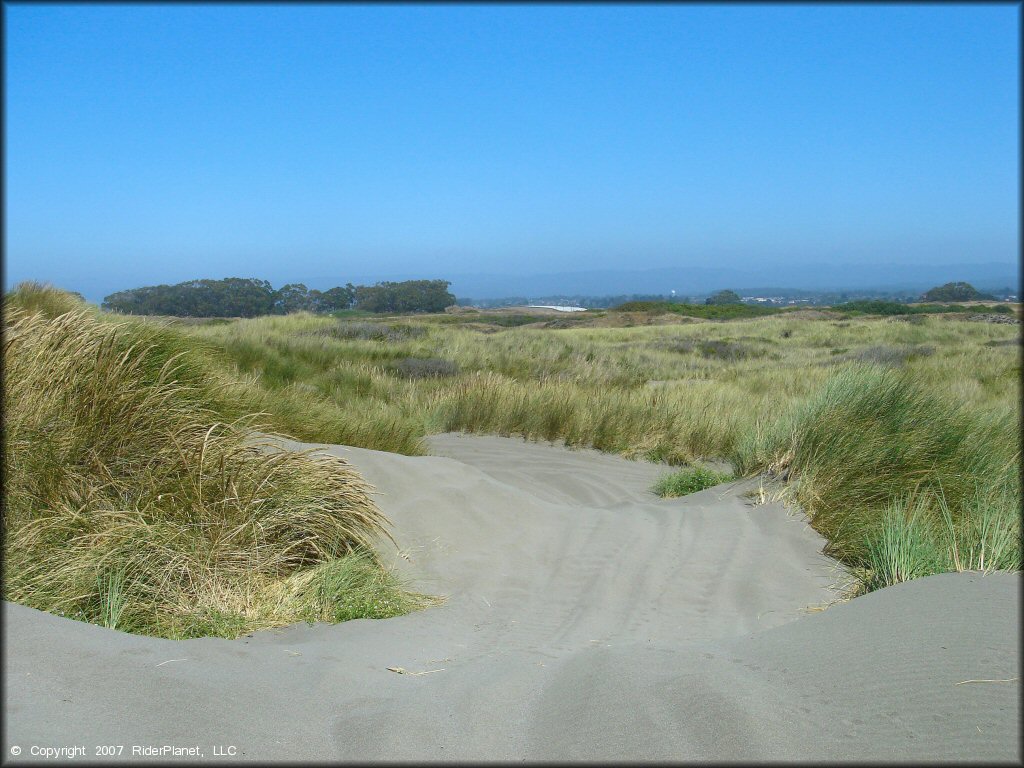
[4,4,1020,303]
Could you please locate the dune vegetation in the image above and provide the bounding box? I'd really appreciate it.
[3,284,431,638]
[182,298,1021,596]
[654,466,736,498]
[3,283,1020,637]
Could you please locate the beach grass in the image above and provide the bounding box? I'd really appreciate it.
[732,364,1020,572]
[654,466,736,497]
[858,488,1021,593]
[2,287,432,638]
[183,304,1018,594]
[4,284,1020,620]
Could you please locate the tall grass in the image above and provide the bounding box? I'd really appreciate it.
[2,301,431,638]
[734,365,1020,584]
[9,286,1017,605]
[3,280,90,318]
[189,310,1021,591]
[859,489,1021,593]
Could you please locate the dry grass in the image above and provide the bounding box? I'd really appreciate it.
[6,284,1019,607]
[3,293,431,638]
[185,307,1019,593]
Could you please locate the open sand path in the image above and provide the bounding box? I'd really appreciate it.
[4,434,1020,762]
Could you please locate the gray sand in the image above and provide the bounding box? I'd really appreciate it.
[4,433,1020,761]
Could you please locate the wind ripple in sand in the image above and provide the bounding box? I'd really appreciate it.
[4,433,1019,762]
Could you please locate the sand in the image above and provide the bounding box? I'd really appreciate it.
[4,433,1020,762]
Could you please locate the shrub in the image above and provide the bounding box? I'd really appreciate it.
[705,289,743,306]
[834,299,1011,316]
[611,301,781,319]
[652,338,761,360]
[922,281,994,302]
[392,357,459,379]
[843,345,936,367]
[485,314,544,328]
[311,321,426,342]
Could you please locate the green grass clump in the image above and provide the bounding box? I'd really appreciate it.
[2,300,431,638]
[278,550,425,623]
[654,466,735,497]
[734,364,1020,583]
[858,489,1021,593]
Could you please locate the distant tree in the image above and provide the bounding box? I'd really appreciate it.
[705,289,743,305]
[102,277,454,317]
[273,283,313,314]
[354,280,456,313]
[102,277,276,317]
[921,282,994,302]
[318,285,355,312]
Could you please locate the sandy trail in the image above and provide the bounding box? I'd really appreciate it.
[4,434,1020,762]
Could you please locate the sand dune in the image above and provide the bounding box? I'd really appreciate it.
[4,434,1019,762]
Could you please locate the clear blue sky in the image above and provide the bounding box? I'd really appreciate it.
[4,3,1019,299]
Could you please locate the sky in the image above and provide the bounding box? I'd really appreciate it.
[4,3,1020,300]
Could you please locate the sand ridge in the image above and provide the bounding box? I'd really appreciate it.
[4,434,1020,761]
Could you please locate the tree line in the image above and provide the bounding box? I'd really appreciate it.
[101,278,456,317]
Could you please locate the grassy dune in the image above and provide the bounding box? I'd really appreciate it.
[186,304,1020,594]
[4,285,1020,627]
[3,285,431,638]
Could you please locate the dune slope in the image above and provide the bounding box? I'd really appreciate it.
[4,434,1019,762]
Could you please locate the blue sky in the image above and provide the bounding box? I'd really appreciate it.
[4,4,1019,299]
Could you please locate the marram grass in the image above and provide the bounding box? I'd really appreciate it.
[2,300,432,638]
[5,286,1020,608]
[733,364,1020,587]
[858,488,1021,594]
[189,307,1020,595]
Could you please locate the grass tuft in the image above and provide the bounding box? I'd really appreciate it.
[734,364,1020,578]
[654,466,735,497]
[2,300,430,638]
[4,280,90,318]
[391,357,460,379]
